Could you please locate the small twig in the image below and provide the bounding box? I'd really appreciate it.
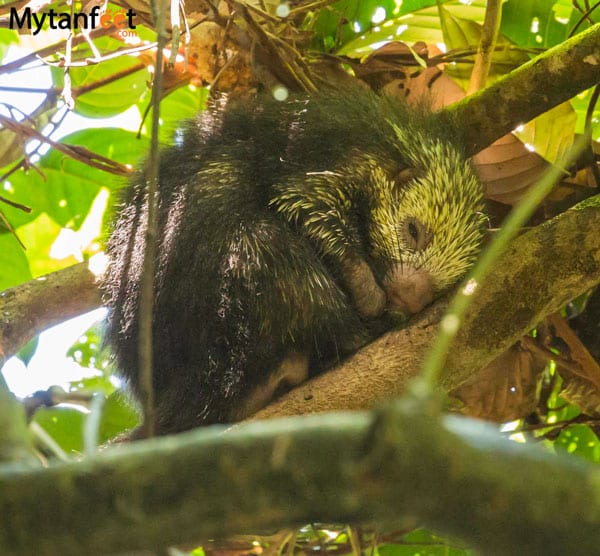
[467,0,502,94]
[137,0,170,439]
[286,0,340,18]
[569,0,600,37]
[74,61,146,94]
[584,84,600,186]
[0,209,26,249]
[0,195,31,213]
[514,415,600,433]
[62,18,75,109]
[29,422,70,462]
[0,114,133,176]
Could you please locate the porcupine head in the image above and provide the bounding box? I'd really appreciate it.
[319,115,486,324]
[374,123,483,317]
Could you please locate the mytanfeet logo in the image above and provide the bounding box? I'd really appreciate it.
[9,6,137,36]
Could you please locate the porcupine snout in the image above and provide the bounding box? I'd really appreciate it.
[383,265,434,315]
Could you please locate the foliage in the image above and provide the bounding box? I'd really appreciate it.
[1,0,600,554]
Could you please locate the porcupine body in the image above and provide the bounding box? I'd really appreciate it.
[102,90,485,434]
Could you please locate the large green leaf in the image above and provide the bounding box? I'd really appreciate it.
[98,391,139,443]
[308,0,400,52]
[66,320,107,371]
[379,529,476,555]
[501,0,596,49]
[337,1,488,57]
[515,102,577,164]
[14,213,75,276]
[34,406,86,455]
[555,425,600,463]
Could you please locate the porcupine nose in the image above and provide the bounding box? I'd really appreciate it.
[384,265,434,315]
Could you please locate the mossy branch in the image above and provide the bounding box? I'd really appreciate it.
[1,404,599,556]
[444,22,600,156]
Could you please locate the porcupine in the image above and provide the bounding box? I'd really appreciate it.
[102,89,485,434]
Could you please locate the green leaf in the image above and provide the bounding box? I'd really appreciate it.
[67,321,109,372]
[555,425,600,463]
[16,213,77,276]
[379,529,476,555]
[98,391,139,442]
[308,0,399,53]
[0,170,48,230]
[0,231,31,290]
[337,1,487,58]
[569,88,600,139]
[68,374,116,396]
[0,28,18,62]
[514,102,577,164]
[34,406,85,455]
[16,336,39,366]
[501,0,593,49]
[52,37,149,118]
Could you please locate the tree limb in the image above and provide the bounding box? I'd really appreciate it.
[0,403,598,556]
[0,263,101,367]
[444,22,600,156]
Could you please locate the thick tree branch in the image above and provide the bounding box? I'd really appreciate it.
[1,404,599,556]
[253,196,600,420]
[0,263,101,366]
[443,23,600,156]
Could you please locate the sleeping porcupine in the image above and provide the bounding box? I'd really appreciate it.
[102,90,485,434]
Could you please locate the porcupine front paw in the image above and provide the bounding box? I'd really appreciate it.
[341,257,386,319]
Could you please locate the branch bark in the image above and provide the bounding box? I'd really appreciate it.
[443,23,600,156]
[0,263,101,366]
[1,404,599,556]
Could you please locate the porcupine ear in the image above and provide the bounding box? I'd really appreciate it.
[393,166,426,192]
[396,167,416,183]
[388,120,430,170]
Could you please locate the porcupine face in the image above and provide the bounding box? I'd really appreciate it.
[367,129,485,316]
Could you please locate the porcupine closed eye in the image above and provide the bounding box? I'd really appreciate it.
[102,89,485,435]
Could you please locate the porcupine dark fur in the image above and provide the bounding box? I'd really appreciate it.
[102,89,485,434]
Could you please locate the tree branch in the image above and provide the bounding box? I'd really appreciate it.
[443,22,600,156]
[1,404,598,556]
[0,263,101,366]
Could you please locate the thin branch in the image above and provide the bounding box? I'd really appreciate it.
[0,114,133,176]
[467,0,502,94]
[136,0,170,439]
